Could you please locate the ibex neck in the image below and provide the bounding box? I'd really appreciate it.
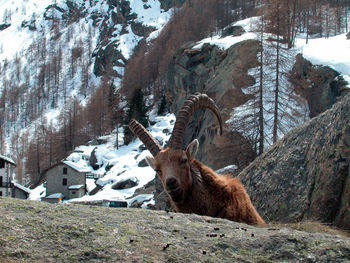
[174,160,213,215]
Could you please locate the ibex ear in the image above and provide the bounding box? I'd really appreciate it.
[145,156,156,170]
[186,139,199,160]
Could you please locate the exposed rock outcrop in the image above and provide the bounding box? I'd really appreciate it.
[166,39,261,170]
[221,25,245,37]
[290,54,349,118]
[112,177,139,190]
[89,147,100,170]
[238,92,350,230]
[0,23,11,31]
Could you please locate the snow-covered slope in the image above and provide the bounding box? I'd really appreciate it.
[0,0,172,151]
[296,34,350,84]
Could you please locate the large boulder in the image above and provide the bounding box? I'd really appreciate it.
[238,92,350,230]
[112,177,139,190]
[89,147,100,170]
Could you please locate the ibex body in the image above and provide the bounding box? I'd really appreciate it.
[129,93,265,225]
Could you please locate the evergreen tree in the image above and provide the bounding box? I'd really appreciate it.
[123,88,149,145]
[157,95,168,116]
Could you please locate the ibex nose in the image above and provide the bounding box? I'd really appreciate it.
[166,177,178,190]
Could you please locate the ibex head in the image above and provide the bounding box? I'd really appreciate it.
[129,93,223,204]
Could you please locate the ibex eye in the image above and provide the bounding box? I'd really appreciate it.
[155,169,162,175]
[180,156,187,164]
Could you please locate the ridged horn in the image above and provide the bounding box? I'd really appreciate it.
[169,93,223,149]
[129,119,162,157]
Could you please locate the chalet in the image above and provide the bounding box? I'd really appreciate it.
[12,182,31,199]
[43,160,91,202]
[0,154,16,197]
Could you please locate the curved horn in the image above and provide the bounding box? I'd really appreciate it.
[169,93,223,149]
[129,119,162,157]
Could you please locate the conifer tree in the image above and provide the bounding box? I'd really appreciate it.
[123,88,149,145]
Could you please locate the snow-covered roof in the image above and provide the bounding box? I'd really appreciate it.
[68,184,84,190]
[12,182,31,194]
[62,160,91,173]
[45,193,64,199]
[0,154,16,166]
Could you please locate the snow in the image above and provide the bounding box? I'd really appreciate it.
[0,0,53,61]
[127,194,153,207]
[0,0,174,168]
[6,13,350,209]
[193,16,350,88]
[35,113,175,206]
[192,16,349,148]
[0,154,16,165]
[295,34,350,84]
[28,183,46,200]
[193,32,256,50]
[68,184,84,190]
[46,193,64,199]
[193,17,259,49]
[63,160,92,173]
[12,181,31,194]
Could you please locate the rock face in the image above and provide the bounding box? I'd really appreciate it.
[290,54,349,118]
[166,40,261,170]
[238,92,350,230]
[92,0,184,77]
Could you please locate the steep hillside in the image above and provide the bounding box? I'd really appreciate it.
[0,0,177,183]
[1,197,349,262]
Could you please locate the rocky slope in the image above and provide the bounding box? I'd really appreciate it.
[165,38,348,173]
[290,54,349,118]
[238,91,350,230]
[1,197,349,262]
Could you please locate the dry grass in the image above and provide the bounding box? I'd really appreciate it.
[270,221,350,237]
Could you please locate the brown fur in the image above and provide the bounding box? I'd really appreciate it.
[149,148,265,225]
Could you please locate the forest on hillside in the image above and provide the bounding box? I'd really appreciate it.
[0,0,349,186]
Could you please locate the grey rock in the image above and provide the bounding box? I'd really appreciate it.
[290,54,349,118]
[221,25,245,37]
[112,177,139,190]
[89,147,100,170]
[238,92,350,230]
[138,158,148,167]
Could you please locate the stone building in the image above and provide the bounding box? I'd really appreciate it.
[0,154,16,197]
[12,182,31,199]
[43,161,90,202]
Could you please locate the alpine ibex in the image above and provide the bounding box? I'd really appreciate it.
[129,93,265,225]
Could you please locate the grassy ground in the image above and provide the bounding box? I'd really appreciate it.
[0,197,349,262]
